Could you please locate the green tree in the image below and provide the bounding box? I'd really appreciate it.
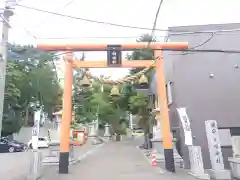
[2,44,62,135]
[2,61,25,136]
[73,79,128,135]
[127,34,156,147]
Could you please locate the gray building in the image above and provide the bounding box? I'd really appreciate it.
[150,23,240,169]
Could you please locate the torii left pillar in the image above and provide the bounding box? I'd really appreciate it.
[59,52,73,174]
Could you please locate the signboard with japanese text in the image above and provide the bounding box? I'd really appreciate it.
[177,107,193,145]
[205,120,224,171]
[188,146,206,176]
[107,45,122,67]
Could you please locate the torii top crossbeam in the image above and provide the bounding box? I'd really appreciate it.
[37,42,188,51]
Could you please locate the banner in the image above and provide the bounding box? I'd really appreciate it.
[32,110,41,150]
[177,107,193,146]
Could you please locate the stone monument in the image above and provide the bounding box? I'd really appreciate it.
[188,146,210,179]
[205,120,231,180]
[88,121,103,145]
[88,122,97,137]
[104,123,111,139]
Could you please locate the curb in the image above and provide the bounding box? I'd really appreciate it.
[42,138,108,166]
[136,146,165,174]
[73,142,106,164]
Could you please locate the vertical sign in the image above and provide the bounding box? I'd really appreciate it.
[32,110,41,150]
[188,146,206,176]
[107,45,122,67]
[205,120,224,170]
[177,107,193,145]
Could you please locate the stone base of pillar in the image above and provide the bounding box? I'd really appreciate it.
[91,136,103,145]
[42,145,76,166]
[88,134,97,138]
[103,136,111,140]
[151,139,183,167]
[188,172,210,179]
[207,169,231,180]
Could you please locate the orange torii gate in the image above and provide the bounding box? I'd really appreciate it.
[37,42,188,174]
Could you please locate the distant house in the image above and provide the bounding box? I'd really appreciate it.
[149,23,240,169]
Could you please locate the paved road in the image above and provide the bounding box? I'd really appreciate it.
[0,148,51,180]
[0,140,97,180]
[40,140,165,180]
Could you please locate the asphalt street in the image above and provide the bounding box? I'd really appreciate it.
[0,148,49,180]
[0,141,100,180]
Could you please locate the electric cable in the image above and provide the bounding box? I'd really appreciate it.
[149,0,164,43]
[162,48,240,54]
[32,0,75,30]
[84,0,165,85]
[180,32,216,55]
[37,35,166,39]
[16,4,169,32]
[189,32,216,49]
[16,4,240,35]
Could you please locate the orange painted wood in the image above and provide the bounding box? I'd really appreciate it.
[37,42,188,51]
[71,60,156,68]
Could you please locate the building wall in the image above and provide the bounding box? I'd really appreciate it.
[163,23,240,169]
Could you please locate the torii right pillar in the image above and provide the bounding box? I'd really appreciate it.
[154,49,175,172]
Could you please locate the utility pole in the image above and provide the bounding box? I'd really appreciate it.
[0,0,14,137]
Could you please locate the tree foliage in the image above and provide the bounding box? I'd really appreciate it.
[2,44,62,135]
[71,34,156,136]
[127,34,156,134]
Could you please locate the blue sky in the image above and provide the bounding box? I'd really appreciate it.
[2,0,240,79]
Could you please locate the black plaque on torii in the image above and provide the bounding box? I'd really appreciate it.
[107,45,122,67]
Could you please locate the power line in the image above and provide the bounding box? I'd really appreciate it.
[149,0,164,42]
[16,4,240,35]
[162,48,240,54]
[17,4,168,32]
[188,32,216,49]
[179,32,216,55]
[37,35,166,39]
[33,0,75,30]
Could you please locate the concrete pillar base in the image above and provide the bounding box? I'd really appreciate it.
[207,169,231,180]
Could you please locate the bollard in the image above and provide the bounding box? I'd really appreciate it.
[151,150,157,166]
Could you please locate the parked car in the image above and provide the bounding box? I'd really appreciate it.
[0,138,27,153]
[132,129,144,136]
[28,137,49,149]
